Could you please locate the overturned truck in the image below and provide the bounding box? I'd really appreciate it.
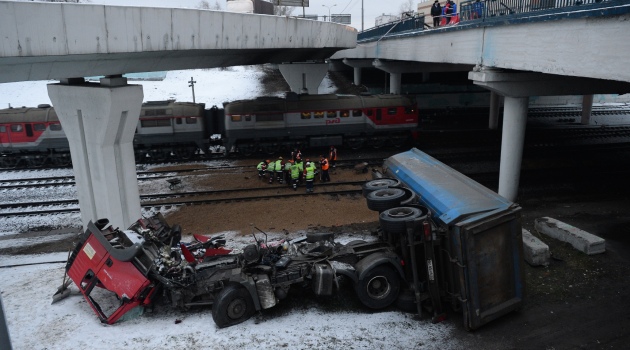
[56,148,524,330]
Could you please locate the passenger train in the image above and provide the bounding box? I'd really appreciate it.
[0,93,418,166]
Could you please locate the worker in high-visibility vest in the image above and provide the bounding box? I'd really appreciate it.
[329,146,337,168]
[320,155,330,182]
[275,156,284,184]
[257,160,268,180]
[290,160,300,190]
[267,158,276,184]
[284,160,292,186]
[304,161,316,193]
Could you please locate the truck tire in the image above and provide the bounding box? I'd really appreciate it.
[379,207,425,235]
[362,179,401,197]
[366,188,406,212]
[211,284,255,328]
[355,265,400,309]
[306,232,334,243]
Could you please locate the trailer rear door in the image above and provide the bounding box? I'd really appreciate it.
[452,207,525,330]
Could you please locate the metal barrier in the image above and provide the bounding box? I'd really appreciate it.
[358,0,619,41]
[357,14,426,41]
[460,0,615,22]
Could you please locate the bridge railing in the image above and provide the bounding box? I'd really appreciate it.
[357,14,426,41]
[459,0,615,22]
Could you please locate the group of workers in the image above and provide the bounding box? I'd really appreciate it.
[256,146,337,193]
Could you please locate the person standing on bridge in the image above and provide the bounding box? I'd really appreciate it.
[431,0,442,28]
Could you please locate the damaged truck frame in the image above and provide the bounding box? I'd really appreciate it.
[56,148,524,330]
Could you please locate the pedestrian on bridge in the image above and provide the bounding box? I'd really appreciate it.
[431,0,442,27]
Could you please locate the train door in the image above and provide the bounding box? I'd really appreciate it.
[375,108,383,125]
[0,124,8,147]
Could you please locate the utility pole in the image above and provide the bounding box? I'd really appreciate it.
[362,0,364,31]
[188,77,196,103]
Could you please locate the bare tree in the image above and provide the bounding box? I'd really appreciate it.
[399,0,416,15]
[274,6,295,16]
[197,1,210,9]
[210,1,222,10]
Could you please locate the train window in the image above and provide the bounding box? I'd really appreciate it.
[34,123,46,131]
[176,118,183,125]
[405,106,414,114]
[256,113,283,122]
[231,115,242,122]
[352,110,362,117]
[165,109,173,115]
[141,119,171,127]
[387,108,397,115]
[326,111,336,118]
[314,111,324,119]
[301,112,311,119]
[245,115,252,122]
[11,124,23,132]
[366,109,373,117]
[0,126,5,132]
[50,124,62,131]
[185,117,197,124]
[340,110,349,118]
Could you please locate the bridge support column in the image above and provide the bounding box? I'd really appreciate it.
[278,63,328,94]
[390,73,402,94]
[353,67,362,86]
[498,97,528,202]
[47,77,143,229]
[489,92,501,130]
[342,59,374,86]
[581,94,594,125]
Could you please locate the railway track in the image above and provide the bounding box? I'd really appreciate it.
[0,158,384,190]
[0,182,365,218]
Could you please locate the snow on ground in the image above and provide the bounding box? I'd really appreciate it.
[0,242,462,350]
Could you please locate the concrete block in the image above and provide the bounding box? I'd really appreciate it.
[522,229,550,266]
[534,217,606,255]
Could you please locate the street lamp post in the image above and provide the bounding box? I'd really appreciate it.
[188,77,196,103]
[322,4,336,22]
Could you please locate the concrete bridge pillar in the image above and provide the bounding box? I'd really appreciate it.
[342,59,374,86]
[489,92,501,130]
[390,73,402,94]
[581,95,594,125]
[278,63,329,94]
[47,77,143,229]
[498,97,528,201]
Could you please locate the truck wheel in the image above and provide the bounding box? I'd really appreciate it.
[355,265,400,309]
[379,207,425,235]
[211,284,255,328]
[366,188,406,212]
[362,179,401,197]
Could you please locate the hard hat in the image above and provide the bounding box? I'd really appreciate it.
[306,162,310,166]
[279,156,283,160]
[290,159,294,163]
[266,160,270,163]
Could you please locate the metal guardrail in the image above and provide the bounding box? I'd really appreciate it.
[459,0,615,22]
[357,14,426,41]
[358,0,620,41]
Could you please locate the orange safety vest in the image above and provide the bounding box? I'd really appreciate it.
[321,158,329,171]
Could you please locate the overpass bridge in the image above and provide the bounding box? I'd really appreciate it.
[332,0,630,201]
[0,1,356,229]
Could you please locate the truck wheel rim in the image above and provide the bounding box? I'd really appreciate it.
[367,276,391,300]
[227,299,246,319]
